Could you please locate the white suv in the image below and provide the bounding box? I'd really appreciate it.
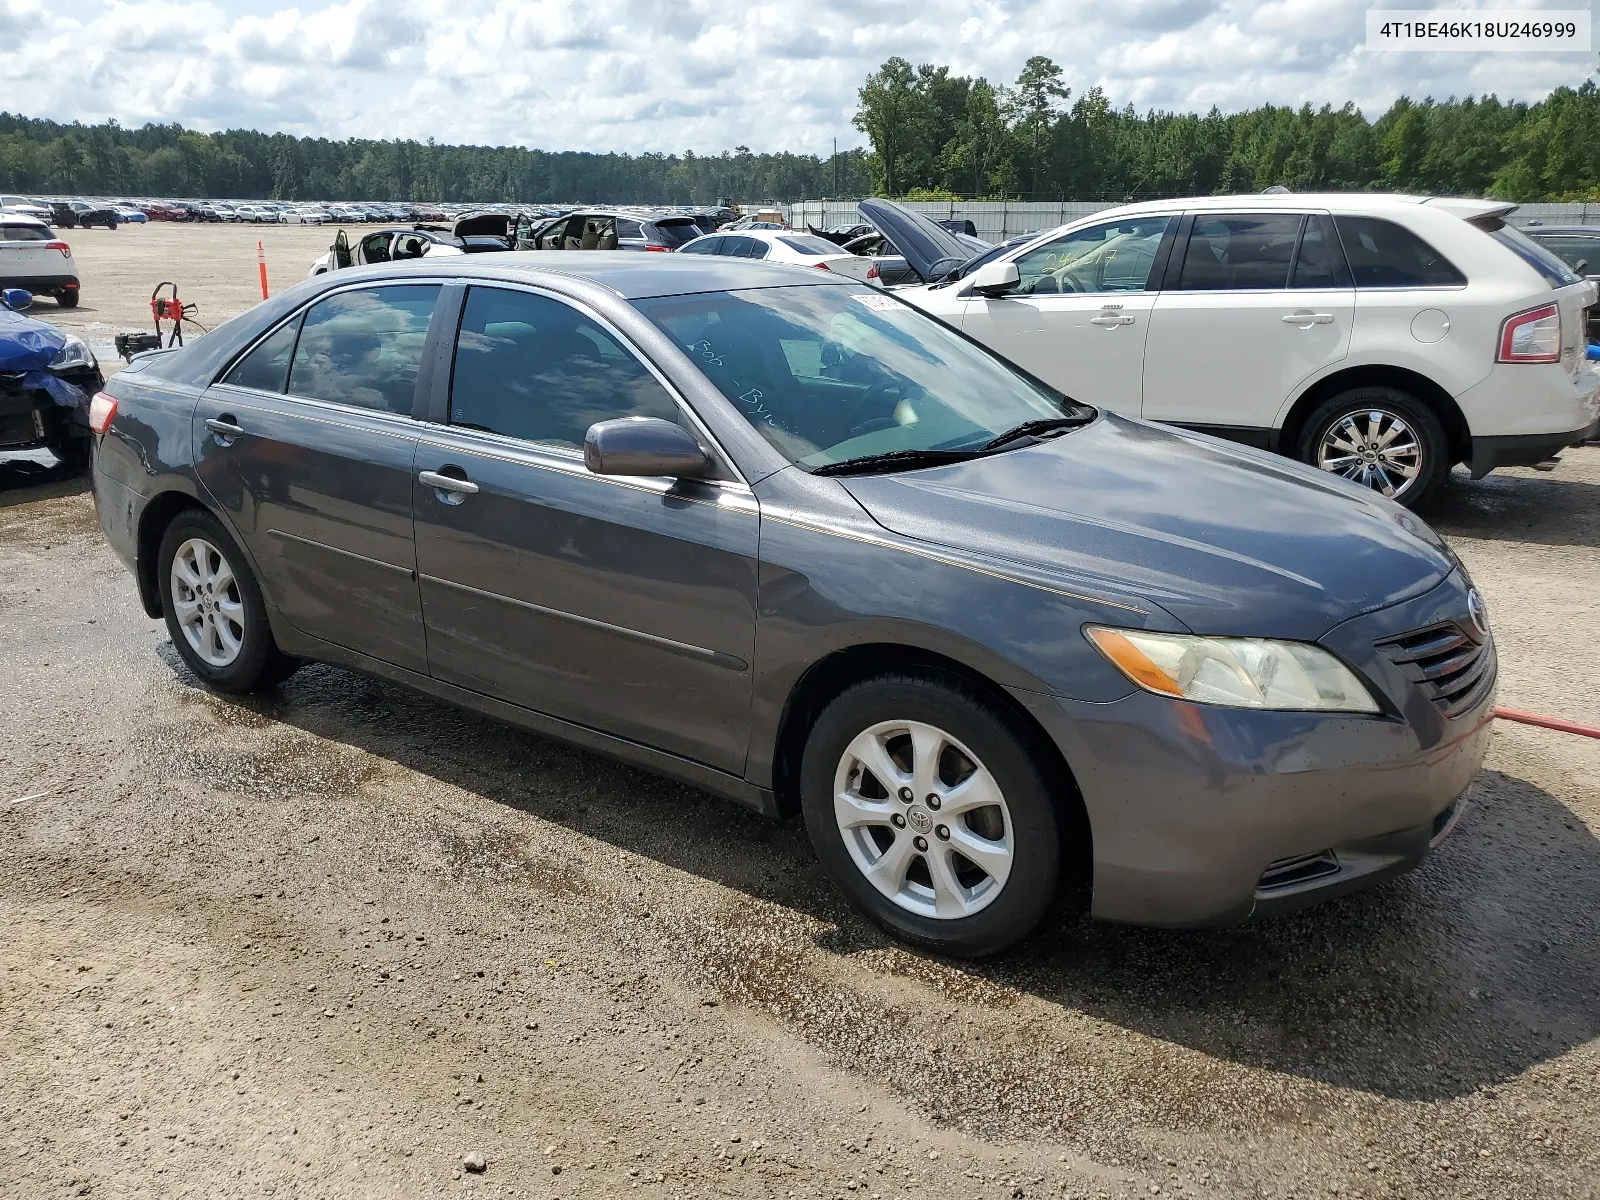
[0,216,81,307]
[891,195,1598,507]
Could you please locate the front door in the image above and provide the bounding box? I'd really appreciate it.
[957,215,1174,415]
[412,284,759,772]
[1140,212,1355,434]
[193,282,443,672]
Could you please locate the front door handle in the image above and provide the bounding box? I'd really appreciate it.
[1282,312,1335,325]
[205,416,244,443]
[419,469,480,502]
[1089,314,1135,327]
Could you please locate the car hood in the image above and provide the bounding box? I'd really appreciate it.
[858,199,973,282]
[837,414,1455,639]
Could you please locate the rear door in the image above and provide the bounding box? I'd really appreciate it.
[411,283,759,772]
[194,282,443,672]
[1141,212,1354,434]
[957,215,1174,415]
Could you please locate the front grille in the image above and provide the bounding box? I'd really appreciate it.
[1257,851,1341,892]
[1376,621,1496,719]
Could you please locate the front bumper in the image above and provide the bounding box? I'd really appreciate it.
[1014,570,1495,927]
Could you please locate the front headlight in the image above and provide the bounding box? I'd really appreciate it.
[49,336,95,372]
[1086,626,1380,713]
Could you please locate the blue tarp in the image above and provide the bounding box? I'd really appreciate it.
[0,307,88,410]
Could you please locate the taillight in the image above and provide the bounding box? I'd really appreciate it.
[644,245,672,253]
[813,261,831,271]
[1497,303,1560,363]
[88,391,118,435]
[46,240,71,257]
[866,263,879,280]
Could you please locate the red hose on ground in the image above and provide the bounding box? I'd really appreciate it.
[1494,706,1600,740]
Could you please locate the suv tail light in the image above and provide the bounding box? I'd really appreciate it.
[46,240,71,257]
[1497,303,1560,363]
[866,262,880,280]
[813,261,831,271]
[644,245,671,253]
[88,391,118,435]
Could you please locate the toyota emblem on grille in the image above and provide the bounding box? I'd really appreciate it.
[1467,588,1489,637]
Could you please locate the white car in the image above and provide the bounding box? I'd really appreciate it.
[0,195,52,220]
[879,195,1598,507]
[307,227,466,276]
[675,229,861,273]
[0,216,80,307]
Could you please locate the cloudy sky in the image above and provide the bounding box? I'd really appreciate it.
[1,0,1591,154]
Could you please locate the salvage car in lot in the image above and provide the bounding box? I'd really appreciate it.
[308,227,466,276]
[90,255,1494,956]
[530,209,704,252]
[0,287,101,467]
[675,229,859,270]
[877,195,1600,507]
[0,216,81,307]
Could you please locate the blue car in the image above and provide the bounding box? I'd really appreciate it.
[0,287,101,467]
[89,256,1493,956]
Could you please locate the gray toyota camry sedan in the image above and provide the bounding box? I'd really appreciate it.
[90,254,1494,957]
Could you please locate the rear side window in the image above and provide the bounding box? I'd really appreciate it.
[719,236,760,258]
[1484,223,1581,287]
[652,219,702,248]
[448,286,682,450]
[1291,215,1351,288]
[0,223,48,241]
[1177,214,1301,290]
[616,219,645,240]
[287,284,441,413]
[223,318,301,392]
[1334,216,1466,287]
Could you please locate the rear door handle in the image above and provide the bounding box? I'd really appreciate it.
[1282,312,1334,325]
[1090,314,1135,327]
[419,469,479,500]
[205,417,244,442]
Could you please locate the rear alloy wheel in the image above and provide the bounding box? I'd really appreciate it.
[158,510,300,693]
[801,673,1068,957]
[1299,387,1449,508]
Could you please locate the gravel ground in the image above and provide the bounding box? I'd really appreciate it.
[1,226,1597,1199]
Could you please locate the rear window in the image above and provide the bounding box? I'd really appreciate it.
[778,235,840,256]
[1481,222,1582,288]
[651,219,702,248]
[1333,216,1466,287]
[1531,233,1600,275]
[0,224,48,241]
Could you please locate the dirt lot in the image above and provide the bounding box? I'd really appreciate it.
[2,225,1598,1199]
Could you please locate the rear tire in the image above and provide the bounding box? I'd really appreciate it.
[46,436,90,473]
[800,672,1071,957]
[157,509,301,694]
[56,291,79,308]
[1297,386,1450,509]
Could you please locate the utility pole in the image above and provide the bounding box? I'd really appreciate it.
[832,137,838,196]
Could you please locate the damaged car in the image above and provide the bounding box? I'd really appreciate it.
[0,288,102,469]
[529,209,705,252]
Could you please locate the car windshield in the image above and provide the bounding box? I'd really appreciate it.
[632,284,1083,470]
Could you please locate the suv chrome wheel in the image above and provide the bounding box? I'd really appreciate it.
[170,537,245,667]
[833,719,1013,920]
[1315,409,1422,499]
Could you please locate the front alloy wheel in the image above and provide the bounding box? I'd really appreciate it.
[170,537,246,667]
[834,719,1014,920]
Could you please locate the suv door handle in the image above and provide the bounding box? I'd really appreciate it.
[1282,312,1335,325]
[419,469,479,500]
[1089,314,1135,327]
[205,416,244,442]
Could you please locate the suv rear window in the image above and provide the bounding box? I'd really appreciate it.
[1478,221,1582,288]
[1530,232,1600,275]
[652,219,702,248]
[1333,216,1466,287]
[0,223,49,241]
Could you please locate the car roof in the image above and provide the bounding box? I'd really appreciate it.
[311,250,851,300]
[1098,192,1517,221]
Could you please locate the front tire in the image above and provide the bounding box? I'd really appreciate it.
[1298,386,1449,508]
[157,510,301,694]
[800,672,1070,957]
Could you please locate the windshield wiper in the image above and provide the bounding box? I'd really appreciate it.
[979,414,1095,452]
[810,448,987,477]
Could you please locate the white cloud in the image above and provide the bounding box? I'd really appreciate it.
[1,0,1590,153]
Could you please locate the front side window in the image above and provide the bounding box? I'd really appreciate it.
[1011,216,1173,295]
[223,318,302,393]
[287,284,441,413]
[633,285,1077,470]
[449,287,682,450]
[1334,216,1467,287]
[1177,214,1302,290]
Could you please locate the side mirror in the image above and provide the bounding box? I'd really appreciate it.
[584,417,712,479]
[1,288,32,311]
[967,261,1020,298]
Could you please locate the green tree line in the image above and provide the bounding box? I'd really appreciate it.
[854,57,1600,202]
[2,66,1596,204]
